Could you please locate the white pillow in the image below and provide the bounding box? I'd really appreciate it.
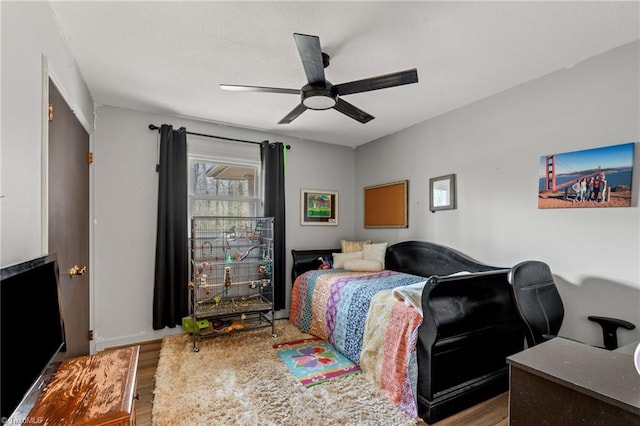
[332,251,364,268]
[363,242,388,269]
[344,259,383,272]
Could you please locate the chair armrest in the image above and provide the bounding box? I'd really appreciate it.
[588,315,636,350]
[588,316,635,330]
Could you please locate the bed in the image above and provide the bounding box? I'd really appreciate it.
[290,240,525,423]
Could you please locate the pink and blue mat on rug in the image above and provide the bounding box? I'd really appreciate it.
[273,337,361,387]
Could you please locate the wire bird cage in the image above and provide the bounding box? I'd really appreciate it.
[188,216,275,350]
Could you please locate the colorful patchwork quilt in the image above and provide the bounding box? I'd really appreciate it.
[289,269,426,417]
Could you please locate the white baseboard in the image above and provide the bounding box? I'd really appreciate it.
[94,327,182,352]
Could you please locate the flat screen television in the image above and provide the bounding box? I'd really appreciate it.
[0,253,66,421]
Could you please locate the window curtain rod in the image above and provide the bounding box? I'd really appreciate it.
[148,124,290,149]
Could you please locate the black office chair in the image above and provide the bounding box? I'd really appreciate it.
[507,260,635,350]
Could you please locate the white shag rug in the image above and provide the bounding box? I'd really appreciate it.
[152,320,417,426]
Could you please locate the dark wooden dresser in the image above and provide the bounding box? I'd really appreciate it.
[507,337,640,425]
[26,346,139,425]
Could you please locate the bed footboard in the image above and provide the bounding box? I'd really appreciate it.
[417,270,524,423]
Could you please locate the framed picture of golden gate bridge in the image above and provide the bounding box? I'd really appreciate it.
[538,142,634,209]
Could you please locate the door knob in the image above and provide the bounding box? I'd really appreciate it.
[68,265,87,277]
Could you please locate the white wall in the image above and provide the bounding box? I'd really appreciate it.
[354,41,640,347]
[0,0,356,350]
[1,1,94,266]
[4,1,637,351]
[92,105,355,349]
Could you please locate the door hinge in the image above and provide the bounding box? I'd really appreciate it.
[87,152,94,164]
[48,103,54,122]
[88,329,94,341]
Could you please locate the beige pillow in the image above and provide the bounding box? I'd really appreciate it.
[363,242,388,269]
[344,259,383,272]
[341,239,372,253]
[332,251,364,268]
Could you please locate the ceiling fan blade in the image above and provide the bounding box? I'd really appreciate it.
[334,68,418,96]
[293,33,326,86]
[278,103,307,124]
[220,84,300,95]
[333,98,374,123]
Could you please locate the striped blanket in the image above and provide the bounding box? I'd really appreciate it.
[289,269,426,417]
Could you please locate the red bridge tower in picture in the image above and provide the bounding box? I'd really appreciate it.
[545,155,601,192]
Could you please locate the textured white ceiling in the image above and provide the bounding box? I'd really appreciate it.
[48,1,640,147]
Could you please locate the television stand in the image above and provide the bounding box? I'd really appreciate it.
[18,346,139,425]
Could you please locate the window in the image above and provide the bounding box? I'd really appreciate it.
[188,157,261,218]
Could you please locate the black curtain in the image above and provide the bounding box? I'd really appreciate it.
[153,125,189,329]
[261,141,286,310]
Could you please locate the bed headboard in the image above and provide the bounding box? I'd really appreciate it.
[385,240,502,277]
[291,248,340,283]
[291,241,502,283]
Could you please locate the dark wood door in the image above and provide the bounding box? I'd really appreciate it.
[48,78,90,357]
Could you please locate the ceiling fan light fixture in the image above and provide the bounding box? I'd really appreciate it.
[302,95,336,110]
[301,86,336,110]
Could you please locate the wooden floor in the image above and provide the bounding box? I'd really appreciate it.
[428,393,508,426]
[114,339,509,426]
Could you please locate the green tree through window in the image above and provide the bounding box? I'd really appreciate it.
[189,159,260,222]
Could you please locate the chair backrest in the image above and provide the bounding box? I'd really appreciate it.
[507,261,564,347]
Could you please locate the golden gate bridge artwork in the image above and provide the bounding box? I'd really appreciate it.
[538,142,634,209]
[543,156,605,192]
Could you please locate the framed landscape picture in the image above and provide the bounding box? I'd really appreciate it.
[538,142,634,209]
[300,189,338,225]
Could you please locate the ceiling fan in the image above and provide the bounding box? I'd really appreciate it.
[220,33,419,124]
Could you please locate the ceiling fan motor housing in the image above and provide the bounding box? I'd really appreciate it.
[301,83,337,110]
